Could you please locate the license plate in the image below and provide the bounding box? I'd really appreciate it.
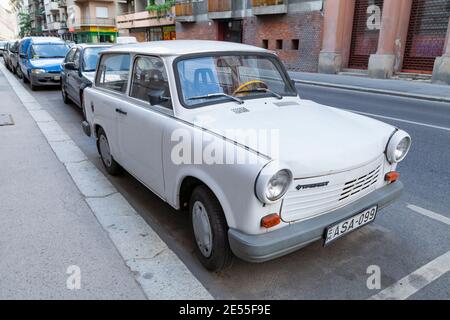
[54,75,60,81]
[324,206,378,246]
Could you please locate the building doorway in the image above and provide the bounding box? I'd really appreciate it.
[348,0,384,69]
[402,0,450,73]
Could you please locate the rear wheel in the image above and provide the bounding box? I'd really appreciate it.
[97,127,122,176]
[190,185,233,271]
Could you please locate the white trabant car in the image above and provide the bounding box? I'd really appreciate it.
[82,41,411,271]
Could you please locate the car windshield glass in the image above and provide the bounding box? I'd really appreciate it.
[30,44,69,59]
[176,54,296,108]
[83,47,109,72]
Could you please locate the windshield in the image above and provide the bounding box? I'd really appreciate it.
[176,54,296,108]
[83,47,109,72]
[30,44,69,59]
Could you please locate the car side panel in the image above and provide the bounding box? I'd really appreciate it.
[161,119,285,235]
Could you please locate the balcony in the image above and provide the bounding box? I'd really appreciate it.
[75,18,116,27]
[251,0,287,15]
[175,0,195,23]
[48,22,62,30]
[49,1,59,12]
[58,0,66,7]
[208,0,231,20]
[117,7,175,29]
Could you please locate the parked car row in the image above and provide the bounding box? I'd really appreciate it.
[2,38,412,271]
[2,37,111,120]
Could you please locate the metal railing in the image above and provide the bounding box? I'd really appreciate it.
[77,18,116,27]
[251,0,285,6]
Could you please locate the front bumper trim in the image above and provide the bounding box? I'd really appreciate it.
[228,181,403,263]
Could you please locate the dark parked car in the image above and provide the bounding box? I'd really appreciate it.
[61,44,111,118]
[9,40,21,76]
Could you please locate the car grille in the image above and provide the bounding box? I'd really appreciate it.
[281,157,384,222]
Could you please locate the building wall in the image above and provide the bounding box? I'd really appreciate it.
[243,11,323,72]
[174,0,323,72]
[0,0,18,39]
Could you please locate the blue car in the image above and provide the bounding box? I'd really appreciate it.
[18,37,69,90]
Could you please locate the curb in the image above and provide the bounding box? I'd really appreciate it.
[293,79,450,104]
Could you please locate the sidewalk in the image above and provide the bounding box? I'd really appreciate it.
[289,71,450,103]
[0,66,211,299]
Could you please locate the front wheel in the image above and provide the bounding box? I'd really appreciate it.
[190,185,233,271]
[22,72,29,83]
[97,127,122,176]
[61,83,70,104]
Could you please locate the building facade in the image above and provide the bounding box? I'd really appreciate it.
[0,0,18,39]
[42,0,69,38]
[319,0,450,84]
[175,0,324,72]
[116,0,176,42]
[66,0,118,43]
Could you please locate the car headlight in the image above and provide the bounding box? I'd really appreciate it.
[31,69,46,74]
[255,162,293,204]
[386,130,411,163]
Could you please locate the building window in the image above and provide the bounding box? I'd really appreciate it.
[262,39,269,49]
[96,7,109,18]
[291,39,299,50]
[276,39,283,50]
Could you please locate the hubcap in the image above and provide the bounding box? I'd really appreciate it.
[99,135,112,167]
[192,201,213,258]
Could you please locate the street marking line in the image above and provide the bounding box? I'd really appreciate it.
[343,109,450,132]
[407,204,450,226]
[369,250,450,300]
[0,64,213,300]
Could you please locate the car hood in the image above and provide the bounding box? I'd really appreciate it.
[180,98,395,178]
[30,58,64,71]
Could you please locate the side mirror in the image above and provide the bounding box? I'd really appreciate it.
[147,89,170,106]
[19,53,26,58]
[64,62,78,70]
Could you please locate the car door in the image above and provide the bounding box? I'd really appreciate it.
[116,55,173,198]
[67,48,82,104]
[94,53,132,164]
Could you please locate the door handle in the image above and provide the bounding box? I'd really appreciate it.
[115,108,127,115]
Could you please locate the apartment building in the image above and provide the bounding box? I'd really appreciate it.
[29,0,46,35]
[0,0,18,39]
[42,0,69,37]
[116,0,176,42]
[66,0,118,43]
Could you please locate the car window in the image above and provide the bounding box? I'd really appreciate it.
[30,44,69,59]
[82,47,109,72]
[96,54,130,93]
[65,48,76,63]
[73,49,81,67]
[130,56,172,109]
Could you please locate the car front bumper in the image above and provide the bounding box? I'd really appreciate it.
[30,72,61,86]
[228,181,403,263]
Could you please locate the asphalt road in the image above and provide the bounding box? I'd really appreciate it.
[10,74,450,299]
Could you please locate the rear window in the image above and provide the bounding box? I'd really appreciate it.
[96,54,131,93]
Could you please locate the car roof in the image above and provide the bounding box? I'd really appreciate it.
[23,37,65,44]
[103,40,269,56]
[74,43,113,49]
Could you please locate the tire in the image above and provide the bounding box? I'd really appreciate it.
[30,82,37,91]
[22,72,29,83]
[190,185,233,271]
[61,82,70,104]
[96,127,122,176]
[15,66,21,78]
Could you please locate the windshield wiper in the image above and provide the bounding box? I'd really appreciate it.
[188,93,244,104]
[237,87,283,100]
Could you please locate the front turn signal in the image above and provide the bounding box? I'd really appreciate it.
[261,214,281,229]
[385,171,399,183]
